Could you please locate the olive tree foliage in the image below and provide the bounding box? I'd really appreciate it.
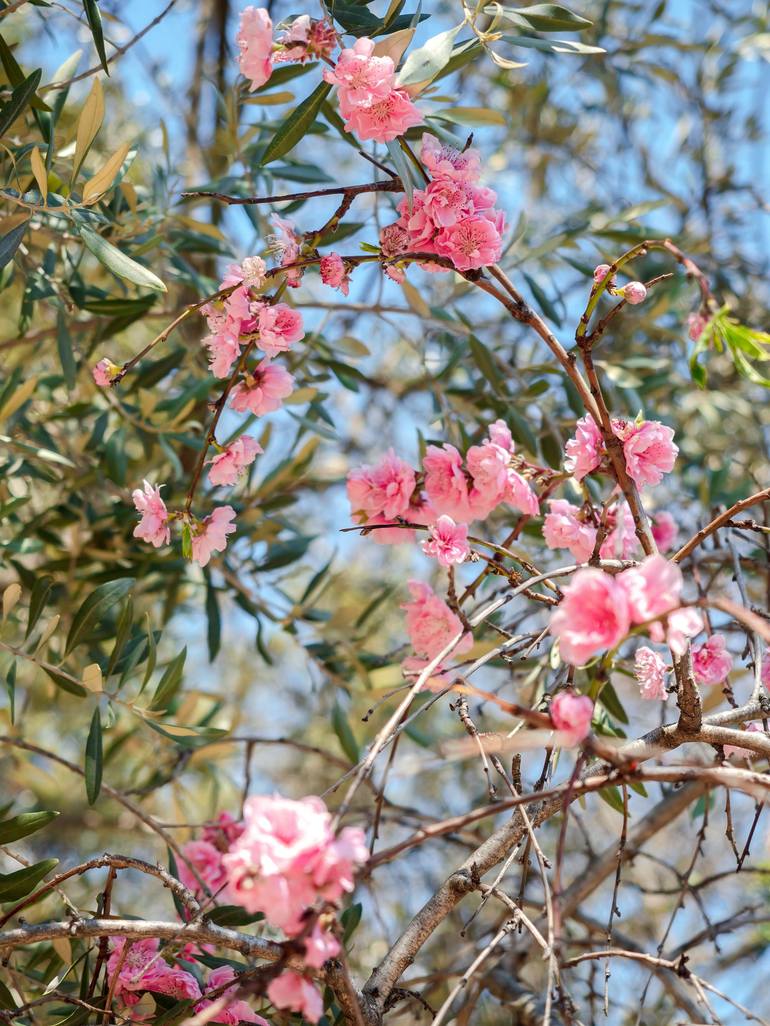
[0,1,770,1024]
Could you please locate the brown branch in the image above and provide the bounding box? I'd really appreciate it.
[673,488,770,563]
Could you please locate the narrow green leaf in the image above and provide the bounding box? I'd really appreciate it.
[150,647,187,712]
[5,660,15,723]
[469,336,505,394]
[332,703,360,763]
[139,613,157,694]
[205,581,221,663]
[56,311,77,389]
[0,67,42,137]
[65,578,135,655]
[82,0,109,76]
[0,220,28,271]
[0,810,59,844]
[106,596,134,677]
[43,667,88,698]
[385,138,414,208]
[397,23,462,86]
[78,226,166,292]
[0,976,17,1010]
[489,3,593,31]
[0,858,58,902]
[261,82,332,165]
[84,708,103,805]
[204,905,265,927]
[341,902,362,944]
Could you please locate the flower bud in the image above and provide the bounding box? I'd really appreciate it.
[622,281,647,305]
[92,358,120,387]
[593,263,612,283]
[687,311,709,341]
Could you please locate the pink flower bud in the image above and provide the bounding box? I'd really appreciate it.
[593,263,612,283]
[92,358,119,387]
[622,281,647,305]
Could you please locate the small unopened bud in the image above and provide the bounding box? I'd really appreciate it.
[687,311,709,341]
[593,263,612,283]
[92,358,120,387]
[622,281,647,305]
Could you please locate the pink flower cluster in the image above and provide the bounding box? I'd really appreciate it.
[191,506,237,568]
[320,253,350,295]
[133,481,171,548]
[543,499,636,563]
[564,414,678,488]
[237,8,336,91]
[549,555,703,665]
[691,633,732,685]
[323,38,422,143]
[347,421,540,567]
[550,691,594,746]
[379,134,505,273]
[401,579,473,677]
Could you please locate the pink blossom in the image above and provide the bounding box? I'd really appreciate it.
[205,331,242,379]
[692,634,733,685]
[108,938,201,1006]
[564,415,604,481]
[242,255,267,289]
[339,87,423,143]
[92,357,118,387]
[177,840,228,900]
[434,214,503,271]
[421,515,470,567]
[346,449,416,520]
[620,420,678,488]
[762,658,770,688]
[257,303,304,357]
[196,966,267,1025]
[402,579,473,668]
[593,263,613,283]
[303,922,341,969]
[269,214,303,287]
[550,692,594,746]
[622,281,647,304]
[133,480,171,548]
[423,178,474,228]
[543,500,596,563]
[267,973,322,1024]
[191,506,237,567]
[599,502,638,560]
[230,360,295,416]
[488,419,514,450]
[506,468,540,516]
[208,436,262,487]
[222,794,367,934]
[723,722,763,759]
[202,811,245,850]
[654,607,703,656]
[421,134,481,183]
[466,439,509,516]
[237,7,274,91]
[634,646,668,700]
[620,554,683,623]
[549,568,630,665]
[319,253,350,296]
[380,222,411,259]
[687,311,709,341]
[651,511,677,552]
[422,444,474,522]
[323,37,394,106]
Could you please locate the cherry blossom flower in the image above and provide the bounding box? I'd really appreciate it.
[191,506,237,567]
[550,691,594,746]
[634,646,668,700]
[401,580,473,669]
[421,515,470,567]
[346,449,416,520]
[195,966,267,1025]
[422,444,474,523]
[269,214,303,287]
[202,811,245,849]
[319,253,350,296]
[564,414,604,481]
[323,38,394,106]
[619,420,678,488]
[92,357,119,387]
[108,938,201,1006]
[549,568,630,665]
[622,281,647,304]
[303,921,341,969]
[177,839,228,901]
[237,7,274,91]
[543,499,597,563]
[434,214,503,271]
[267,973,322,1024]
[620,554,683,624]
[230,360,295,416]
[133,481,171,548]
[208,436,262,487]
[275,16,336,64]
[657,606,703,656]
[692,634,733,685]
[340,87,423,143]
[257,303,304,357]
[420,134,481,183]
[599,502,638,560]
[651,511,677,552]
[222,794,367,934]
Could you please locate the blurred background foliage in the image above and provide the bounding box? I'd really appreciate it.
[1,0,770,1022]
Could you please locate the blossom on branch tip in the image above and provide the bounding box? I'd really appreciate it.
[237,7,273,91]
[275,16,336,64]
[191,506,237,567]
[593,263,613,283]
[634,646,668,700]
[402,579,473,670]
[320,253,350,296]
[92,357,119,387]
[692,633,732,685]
[564,414,603,481]
[621,281,647,305]
[550,691,594,746]
[543,499,597,563]
[548,568,631,665]
[207,436,262,487]
[421,515,470,567]
[267,973,322,1024]
[257,302,304,357]
[618,419,678,488]
[230,360,295,416]
[133,480,171,548]
[346,449,416,521]
[303,921,341,969]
